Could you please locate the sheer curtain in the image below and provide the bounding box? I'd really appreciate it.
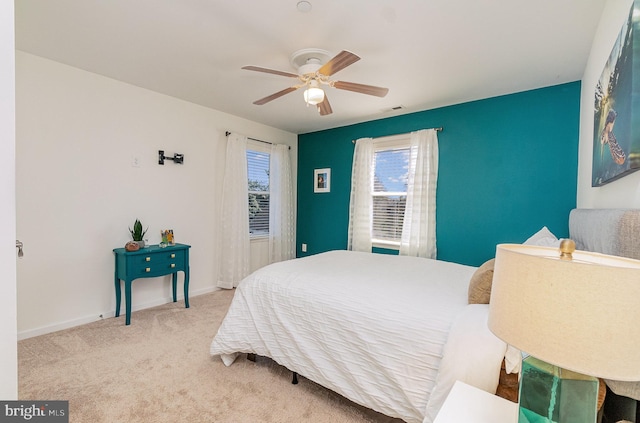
[399,129,439,258]
[347,137,374,252]
[269,143,295,263]
[217,133,250,289]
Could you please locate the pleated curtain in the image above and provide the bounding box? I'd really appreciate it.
[347,137,374,252]
[269,143,295,263]
[217,133,250,289]
[399,129,439,258]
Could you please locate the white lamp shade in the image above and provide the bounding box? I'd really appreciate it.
[488,243,640,381]
[303,87,324,105]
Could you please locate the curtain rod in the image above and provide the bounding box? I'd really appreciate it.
[351,127,443,144]
[225,131,290,150]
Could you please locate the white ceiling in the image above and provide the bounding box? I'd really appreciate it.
[15,0,607,135]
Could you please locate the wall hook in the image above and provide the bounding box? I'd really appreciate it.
[158,150,184,165]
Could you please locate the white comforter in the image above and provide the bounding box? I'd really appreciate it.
[210,250,506,423]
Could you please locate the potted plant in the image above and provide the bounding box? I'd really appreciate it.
[129,219,148,248]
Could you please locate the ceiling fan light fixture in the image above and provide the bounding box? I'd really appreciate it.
[304,87,324,105]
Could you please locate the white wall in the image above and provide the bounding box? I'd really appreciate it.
[0,0,18,399]
[16,51,297,338]
[577,0,640,207]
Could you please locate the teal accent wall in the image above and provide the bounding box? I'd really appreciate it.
[296,82,580,266]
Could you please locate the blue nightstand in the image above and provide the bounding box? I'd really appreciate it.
[113,243,191,325]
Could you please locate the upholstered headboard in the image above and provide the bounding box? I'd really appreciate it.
[568,208,640,402]
[569,208,640,260]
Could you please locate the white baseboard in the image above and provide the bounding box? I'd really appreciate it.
[17,286,220,340]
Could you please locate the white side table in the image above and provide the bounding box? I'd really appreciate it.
[434,381,518,423]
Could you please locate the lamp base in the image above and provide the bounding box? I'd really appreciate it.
[518,356,598,423]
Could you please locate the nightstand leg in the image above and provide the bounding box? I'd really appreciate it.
[184,266,190,308]
[172,273,177,302]
[114,277,121,317]
[125,280,132,325]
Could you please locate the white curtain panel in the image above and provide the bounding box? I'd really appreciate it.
[347,137,374,252]
[399,129,439,258]
[217,133,250,289]
[269,143,295,263]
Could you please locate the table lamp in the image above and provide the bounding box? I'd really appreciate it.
[488,240,640,423]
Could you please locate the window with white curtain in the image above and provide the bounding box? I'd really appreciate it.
[246,142,270,237]
[349,129,438,257]
[372,136,411,247]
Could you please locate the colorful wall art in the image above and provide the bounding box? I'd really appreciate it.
[593,0,640,186]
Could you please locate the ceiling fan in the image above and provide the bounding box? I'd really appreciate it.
[242,48,389,116]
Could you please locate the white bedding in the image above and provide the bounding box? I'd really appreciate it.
[210,250,507,423]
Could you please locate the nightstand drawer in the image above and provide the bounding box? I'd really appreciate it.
[129,260,183,278]
[129,249,186,274]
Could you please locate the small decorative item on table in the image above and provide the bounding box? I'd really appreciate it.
[128,218,148,248]
[124,241,139,252]
[160,229,174,247]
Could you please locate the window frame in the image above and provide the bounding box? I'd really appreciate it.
[246,140,271,240]
[371,134,412,250]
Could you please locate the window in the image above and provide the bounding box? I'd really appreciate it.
[371,137,411,247]
[247,146,270,237]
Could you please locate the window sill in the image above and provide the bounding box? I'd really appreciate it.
[372,239,400,250]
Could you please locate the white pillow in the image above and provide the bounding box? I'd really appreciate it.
[424,304,507,422]
[524,226,560,247]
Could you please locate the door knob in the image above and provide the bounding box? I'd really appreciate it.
[16,240,23,258]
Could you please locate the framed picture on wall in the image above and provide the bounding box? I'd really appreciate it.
[592,0,640,186]
[314,168,330,193]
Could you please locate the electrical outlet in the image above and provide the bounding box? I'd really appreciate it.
[301,243,307,252]
[131,156,141,167]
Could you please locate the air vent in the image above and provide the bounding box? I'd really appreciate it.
[382,105,406,112]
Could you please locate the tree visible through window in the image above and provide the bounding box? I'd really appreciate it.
[372,146,410,245]
[247,149,270,236]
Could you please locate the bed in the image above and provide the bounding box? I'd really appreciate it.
[210,208,640,422]
[209,250,509,423]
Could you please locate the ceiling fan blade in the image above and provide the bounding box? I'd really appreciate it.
[253,86,299,105]
[317,96,333,116]
[318,51,360,76]
[333,80,389,97]
[242,66,299,78]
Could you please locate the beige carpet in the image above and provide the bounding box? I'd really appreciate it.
[18,290,404,423]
